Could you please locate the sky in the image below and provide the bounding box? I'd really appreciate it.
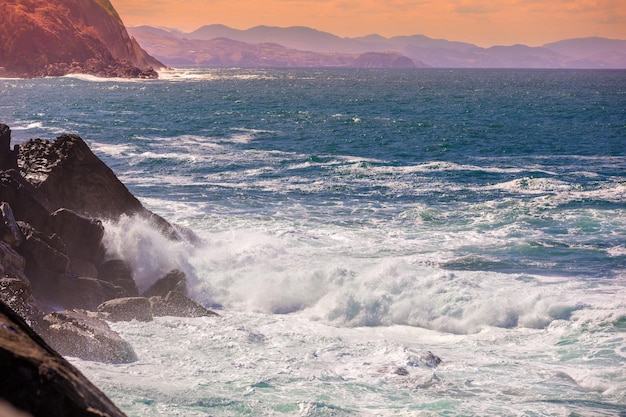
[111,0,626,47]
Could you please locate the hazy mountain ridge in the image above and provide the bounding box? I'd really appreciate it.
[129,25,626,69]
[128,26,427,68]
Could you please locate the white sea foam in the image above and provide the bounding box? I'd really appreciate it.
[62,73,145,83]
[88,142,135,157]
[10,121,44,131]
[102,215,197,294]
[100,214,620,337]
[157,68,277,82]
[70,302,626,416]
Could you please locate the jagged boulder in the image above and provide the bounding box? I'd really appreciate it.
[42,309,137,364]
[0,242,27,283]
[46,208,105,266]
[143,268,187,298]
[16,136,145,219]
[97,259,138,297]
[0,278,45,333]
[0,301,128,417]
[0,202,22,248]
[15,135,180,238]
[96,297,153,322]
[0,125,16,170]
[150,291,219,318]
[0,171,50,232]
[17,222,70,299]
[55,276,122,311]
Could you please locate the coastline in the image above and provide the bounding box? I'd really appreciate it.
[0,124,214,416]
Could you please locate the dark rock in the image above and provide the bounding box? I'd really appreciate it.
[0,242,27,283]
[150,291,219,318]
[18,223,70,299]
[16,135,179,241]
[69,258,99,279]
[46,208,105,265]
[0,301,128,416]
[393,367,410,376]
[42,309,137,364]
[0,125,17,170]
[0,127,14,166]
[0,125,10,159]
[143,269,187,298]
[0,400,33,417]
[97,297,153,322]
[56,276,122,311]
[405,349,443,368]
[0,278,44,333]
[97,259,138,297]
[0,171,50,232]
[1,128,190,313]
[16,136,144,219]
[0,202,23,248]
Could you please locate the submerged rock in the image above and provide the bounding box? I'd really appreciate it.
[97,297,153,322]
[0,301,128,416]
[150,291,219,318]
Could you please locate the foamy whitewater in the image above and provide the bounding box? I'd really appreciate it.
[3,68,626,416]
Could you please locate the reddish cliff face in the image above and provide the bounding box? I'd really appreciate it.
[0,0,164,78]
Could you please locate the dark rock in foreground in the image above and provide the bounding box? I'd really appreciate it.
[42,309,138,363]
[0,301,127,417]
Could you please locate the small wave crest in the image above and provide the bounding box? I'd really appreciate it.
[11,121,44,131]
[62,73,145,83]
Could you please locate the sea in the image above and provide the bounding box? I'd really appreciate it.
[2,68,626,416]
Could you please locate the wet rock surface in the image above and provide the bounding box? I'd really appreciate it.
[0,301,128,417]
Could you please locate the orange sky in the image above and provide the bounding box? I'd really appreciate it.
[111,0,626,47]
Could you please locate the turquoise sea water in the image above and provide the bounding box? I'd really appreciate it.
[2,68,626,416]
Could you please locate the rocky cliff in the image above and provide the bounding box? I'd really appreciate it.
[0,0,164,78]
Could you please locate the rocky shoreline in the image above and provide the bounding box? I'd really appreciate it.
[0,124,216,416]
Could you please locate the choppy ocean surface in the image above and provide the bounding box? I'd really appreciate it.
[2,68,626,416]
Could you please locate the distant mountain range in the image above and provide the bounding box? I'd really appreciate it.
[129,25,626,69]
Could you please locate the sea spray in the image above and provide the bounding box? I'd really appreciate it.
[103,214,588,334]
[102,215,197,294]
